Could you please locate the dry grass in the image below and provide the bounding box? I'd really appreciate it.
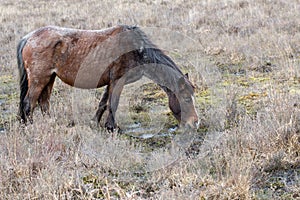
[0,0,299,199]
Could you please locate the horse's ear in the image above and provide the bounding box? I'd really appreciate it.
[178,76,186,91]
[185,73,189,79]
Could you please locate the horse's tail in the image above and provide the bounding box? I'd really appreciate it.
[17,37,29,122]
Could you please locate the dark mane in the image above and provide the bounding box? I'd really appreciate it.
[126,26,184,76]
[122,25,197,95]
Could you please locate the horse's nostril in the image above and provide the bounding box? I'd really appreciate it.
[194,119,199,128]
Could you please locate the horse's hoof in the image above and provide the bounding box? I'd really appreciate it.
[117,127,123,134]
[105,122,115,132]
[104,122,123,134]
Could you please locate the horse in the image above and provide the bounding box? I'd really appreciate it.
[17,25,199,131]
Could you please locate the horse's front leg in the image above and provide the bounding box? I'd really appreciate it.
[92,85,109,124]
[105,78,125,132]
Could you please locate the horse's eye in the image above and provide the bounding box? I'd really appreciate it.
[184,97,192,102]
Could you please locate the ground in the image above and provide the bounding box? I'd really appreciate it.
[0,0,299,199]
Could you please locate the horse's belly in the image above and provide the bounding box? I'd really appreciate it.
[56,63,109,89]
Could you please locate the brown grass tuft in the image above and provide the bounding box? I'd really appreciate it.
[0,0,299,199]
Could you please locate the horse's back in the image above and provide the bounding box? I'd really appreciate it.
[21,25,128,87]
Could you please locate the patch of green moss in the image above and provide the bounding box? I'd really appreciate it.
[0,92,18,103]
[127,83,171,127]
[249,76,270,83]
[82,174,106,198]
[221,76,249,87]
[135,136,172,151]
[164,111,178,129]
[222,74,271,88]
[0,74,14,84]
[0,74,18,103]
[195,88,212,105]
[254,176,296,200]
[238,91,267,114]
[83,174,104,188]
[128,111,152,126]
[237,78,250,87]
[288,77,300,95]
[0,74,19,127]
[131,82,168,106]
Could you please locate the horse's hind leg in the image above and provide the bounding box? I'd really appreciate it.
[25,75,54,122]
[38,74,56,115]
[92,85,109,124]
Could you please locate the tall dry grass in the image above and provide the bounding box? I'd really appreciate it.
[0,0,299,199]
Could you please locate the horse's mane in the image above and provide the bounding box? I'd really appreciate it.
[122,25,195,96]
[125,26,185,77]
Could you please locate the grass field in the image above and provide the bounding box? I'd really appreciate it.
[0,0,299,199]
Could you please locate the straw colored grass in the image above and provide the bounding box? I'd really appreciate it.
[0,0,299,199]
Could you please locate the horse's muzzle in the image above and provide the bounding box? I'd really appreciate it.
[183,117,199,130]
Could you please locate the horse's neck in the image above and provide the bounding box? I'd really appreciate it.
[159,85,174,98]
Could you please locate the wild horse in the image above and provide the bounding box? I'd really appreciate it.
[17,25,199,131]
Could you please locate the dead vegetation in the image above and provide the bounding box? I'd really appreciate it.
[0,0,299,199]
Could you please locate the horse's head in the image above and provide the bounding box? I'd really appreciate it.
[168,74,199,129]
